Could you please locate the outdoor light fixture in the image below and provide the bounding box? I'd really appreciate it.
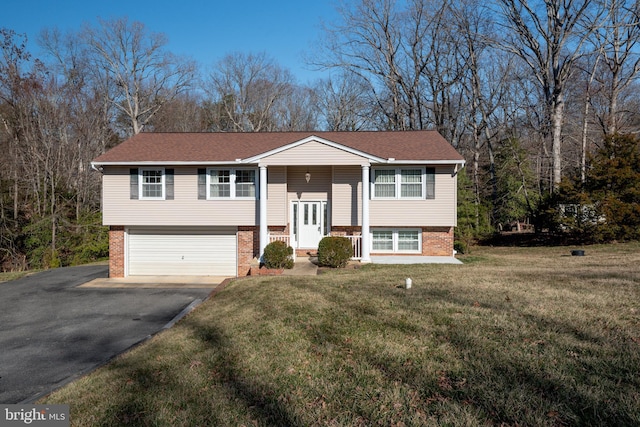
[305,170,311,183]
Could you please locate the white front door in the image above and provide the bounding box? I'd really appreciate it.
[298,201,325,248]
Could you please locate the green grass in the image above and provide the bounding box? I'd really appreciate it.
[41,243,640,426]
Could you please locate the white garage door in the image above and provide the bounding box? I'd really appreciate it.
[128,227,237,276]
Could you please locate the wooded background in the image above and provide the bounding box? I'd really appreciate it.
[2,0,640,271]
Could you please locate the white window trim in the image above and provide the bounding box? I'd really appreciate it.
[139,167,165,200]
[206,167,258,200]
[371,228,422,254]
[372,167,427,200]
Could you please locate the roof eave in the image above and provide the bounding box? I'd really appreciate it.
[91,160,245,168]
[244,135,388,164]
[92,159,466,169]
[388,159,465,165]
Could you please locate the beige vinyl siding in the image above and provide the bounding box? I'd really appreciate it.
[287,166,331,202]
[261,141,369,166]
[101,164,458,228]
[266,166,287,224]
[102,167,257,226]
[370,166,457,227]
[332,166,362,226]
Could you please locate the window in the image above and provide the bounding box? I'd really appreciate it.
[209,170,230,197]
[398,230,420,251]
[374,169,396,198]
[372,167,435,199]
[372,230,394,251]
[130,168,173,200]
[400,169,423,197]
[207,168,257,199]
[140,168,164,199]
[371,229,421,253]
[235,170,256,197]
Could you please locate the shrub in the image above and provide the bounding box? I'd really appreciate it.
[454,240,467,254]
[263,240,294,269]
[317,236,352,268]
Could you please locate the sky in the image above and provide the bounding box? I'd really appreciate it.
[2,0,340,84]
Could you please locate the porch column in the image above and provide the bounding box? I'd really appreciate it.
[259,165,268,261]
[361,165,371,263]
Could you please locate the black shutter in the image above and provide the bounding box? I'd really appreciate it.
[130,168,139,200]
[198,168,206,200]
[165,169,174,200]
[425,167,435,199]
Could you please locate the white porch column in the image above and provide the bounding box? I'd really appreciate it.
[259,165,268,261]
[361,165,371,263]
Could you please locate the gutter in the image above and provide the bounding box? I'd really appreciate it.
[91,159,467,167]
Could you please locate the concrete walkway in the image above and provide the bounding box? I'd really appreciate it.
[283,257,319,276]
[81,275,228,288]
[281,255,462,276]
[371,256,462,265]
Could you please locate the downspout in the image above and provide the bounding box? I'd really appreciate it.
[259,165,268,262]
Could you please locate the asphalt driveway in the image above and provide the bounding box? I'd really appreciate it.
[0,265,215,403]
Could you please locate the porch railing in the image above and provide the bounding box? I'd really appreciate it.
[268,234,290,245]
[267,234,295,260]
[345,235,362,260]
[267,234,362,260]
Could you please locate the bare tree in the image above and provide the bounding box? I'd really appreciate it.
[591,0,640,135]
[492,0,602,189]
[204,52,296,132]
[145,93,208,132]
[84,17,196,135]
[38,28,115,215]
[316,0,424,130]
[313,73,374,130]
[453,0,512,225]
[274,85,319,131]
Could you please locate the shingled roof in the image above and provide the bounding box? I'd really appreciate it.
[92,131,464,164]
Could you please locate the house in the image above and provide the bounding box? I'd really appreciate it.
[91,131,465,277]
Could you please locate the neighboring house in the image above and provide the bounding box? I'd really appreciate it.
[91,131,465,277]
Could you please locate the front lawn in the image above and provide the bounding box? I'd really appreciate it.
[41,243,640,426]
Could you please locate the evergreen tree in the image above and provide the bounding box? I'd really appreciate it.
[550,134,640,242]
[586,134,640,241]
[456,168,491,253]
[493,138,539,229]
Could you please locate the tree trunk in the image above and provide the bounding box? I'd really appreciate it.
[13,172,18,221]
[551,98,565,189]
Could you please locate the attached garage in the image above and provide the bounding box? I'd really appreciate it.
[127,227,237,276]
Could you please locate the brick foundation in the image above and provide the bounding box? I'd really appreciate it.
[330,226,361,237]
[332,225,454,257]
[237,226,258,276]
[107,224,455,279]
[422,226,454,256]
[237,226,288,276]
[109,226,125,278]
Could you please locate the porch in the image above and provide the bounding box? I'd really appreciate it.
[268,234,461,264]
[268,233,362,260]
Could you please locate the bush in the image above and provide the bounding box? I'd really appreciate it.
[317,236,352,268]
[262,240,294,269]
[454,240,467,254]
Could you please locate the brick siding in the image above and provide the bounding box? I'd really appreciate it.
[108,224,455,278]
[333,226,453,256]
[422,226,454,256]
[237,226,257,276]
[109,226,125,278]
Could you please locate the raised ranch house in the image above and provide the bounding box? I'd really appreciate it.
[91,131,465,277]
